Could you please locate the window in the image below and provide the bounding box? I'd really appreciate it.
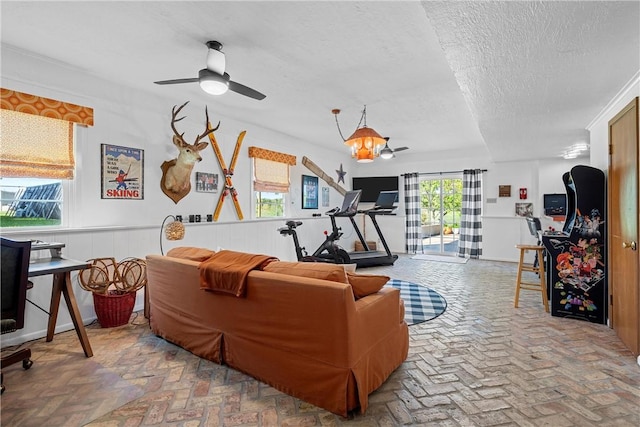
[255,191,286,218]
[253,157,288,218]
[0,178,63,227]
[0,88,93,228]
[420,176,463,254]
[248,146,296,219]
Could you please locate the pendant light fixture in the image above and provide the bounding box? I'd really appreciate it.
[332,106,386,163]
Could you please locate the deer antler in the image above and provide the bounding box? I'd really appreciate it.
[194,107,218,144]
[204,106,221,134]
[171,101,189,139]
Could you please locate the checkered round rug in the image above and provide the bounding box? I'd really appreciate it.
[384,279,447,325]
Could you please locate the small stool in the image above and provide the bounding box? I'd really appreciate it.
[514,244,549,312]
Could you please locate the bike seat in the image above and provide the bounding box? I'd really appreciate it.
[285,220,302,228]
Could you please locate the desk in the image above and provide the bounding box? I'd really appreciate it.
[28,258,93,357]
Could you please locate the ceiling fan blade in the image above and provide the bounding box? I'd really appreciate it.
[154,78,199,85]
[229,80,266,100]
[393,146,409,152]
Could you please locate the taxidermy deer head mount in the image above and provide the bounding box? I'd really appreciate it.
[160,101,219,203]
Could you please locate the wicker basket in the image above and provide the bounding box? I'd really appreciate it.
[78,257,146,328]
[92,290,136,328]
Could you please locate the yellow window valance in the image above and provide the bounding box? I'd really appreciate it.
[0,88,94,127]
[247,146,296,166]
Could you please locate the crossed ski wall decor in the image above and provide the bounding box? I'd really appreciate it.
[206,111,245,221]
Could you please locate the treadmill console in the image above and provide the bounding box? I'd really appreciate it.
[334,190,362,217]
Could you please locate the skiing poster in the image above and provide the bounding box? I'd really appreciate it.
[101,144,144,199]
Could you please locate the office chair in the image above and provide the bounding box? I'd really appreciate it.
[1,237,34,394]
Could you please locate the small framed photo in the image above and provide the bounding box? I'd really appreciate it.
[195,172,218,193]
[302,175,319,209]
[101,144,144,199]
[499,185,511,197]
[516,202,533,217]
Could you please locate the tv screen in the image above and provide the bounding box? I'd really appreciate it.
[352,176,399,203]
[544,193,566,216]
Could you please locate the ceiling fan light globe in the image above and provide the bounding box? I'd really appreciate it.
[200,80,229,95]
[380,149,394,159]
[380,143,394,159]
[198,69,229,95]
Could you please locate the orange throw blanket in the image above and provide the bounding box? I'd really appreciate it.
[199,250,278,297]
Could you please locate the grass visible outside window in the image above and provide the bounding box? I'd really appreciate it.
[0,178,62,228]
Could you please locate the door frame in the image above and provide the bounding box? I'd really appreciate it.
[607,96,640,356]
[420,175,462,254]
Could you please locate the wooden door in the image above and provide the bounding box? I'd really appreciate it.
[608,97,640,356]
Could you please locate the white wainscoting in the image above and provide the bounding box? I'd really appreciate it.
[1,217,344,346]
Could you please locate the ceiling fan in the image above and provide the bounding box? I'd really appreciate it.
[380,137,409,159]
[154,41,266,100]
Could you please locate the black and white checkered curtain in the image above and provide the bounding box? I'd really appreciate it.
[404,173,421,254]
[458,169,483,259]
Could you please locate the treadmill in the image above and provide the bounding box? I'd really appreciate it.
[335,190,399,268]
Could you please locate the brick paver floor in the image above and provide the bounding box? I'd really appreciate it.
[1,255,638,426]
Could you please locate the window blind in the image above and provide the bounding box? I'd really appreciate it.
[0,89,94,179]
[248,146,296,193]
[0,110,75,179]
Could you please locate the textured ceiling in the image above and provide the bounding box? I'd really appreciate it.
[1,1,638,163]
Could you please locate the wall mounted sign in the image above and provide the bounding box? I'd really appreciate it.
[322,187,330,207]
[498,185,511,197]
[101,144,144,200]
[195,172,218,193]
[519,188,527,199]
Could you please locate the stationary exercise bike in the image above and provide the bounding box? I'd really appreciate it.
[278,208,351,264]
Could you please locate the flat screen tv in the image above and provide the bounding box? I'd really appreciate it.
[543,193,566,216]
[352,176,399,203]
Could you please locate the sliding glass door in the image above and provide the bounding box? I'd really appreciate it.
[420,175,462,254]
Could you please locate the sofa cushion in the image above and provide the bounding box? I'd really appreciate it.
[346,272,390,299]
[263,261,349,284]
[166,246,216,262]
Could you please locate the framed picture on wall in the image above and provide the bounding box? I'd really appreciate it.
[101,144,144,199]
[302,175,319,209]
[195,172,218,193]
[515,202,533,217]
[321,187,330,207]
[499,185,511,197]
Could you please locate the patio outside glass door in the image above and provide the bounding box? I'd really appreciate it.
[420,175,462,254]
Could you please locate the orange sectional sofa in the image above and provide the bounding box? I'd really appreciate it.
[146,250,409,416]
